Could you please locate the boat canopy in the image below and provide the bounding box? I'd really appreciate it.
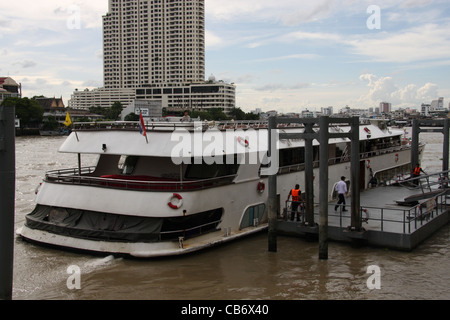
[58,122,403,158]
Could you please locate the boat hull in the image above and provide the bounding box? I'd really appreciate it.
[17,224,268,258]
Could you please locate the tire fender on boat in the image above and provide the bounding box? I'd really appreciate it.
[168,193,183,209]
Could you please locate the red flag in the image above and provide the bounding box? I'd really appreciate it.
[139,112,147,137]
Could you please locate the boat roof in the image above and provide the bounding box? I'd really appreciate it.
[58,121,404,157]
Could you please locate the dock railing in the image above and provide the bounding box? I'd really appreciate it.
[330,189,449,234]
[386,170,450,194]
[284,188,448,235]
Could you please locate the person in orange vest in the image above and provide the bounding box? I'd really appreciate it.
[412,163,426,185]
[286,184,302,221]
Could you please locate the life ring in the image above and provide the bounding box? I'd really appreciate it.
[257,181,265,193]
[364,127,371,134]
[395,154,399,163]
[237,136,249,148]
[168,193,183,209]
[366,159,371,169]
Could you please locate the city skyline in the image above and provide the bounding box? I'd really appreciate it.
[1,0,450,113]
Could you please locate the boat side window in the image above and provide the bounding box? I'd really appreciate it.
[185,157,239,180]
[240,204,266,230]
[120,156,139,175]
[279,147,304,167]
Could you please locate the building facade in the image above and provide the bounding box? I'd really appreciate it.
[134,80,236,113]
[380,102,391,114]
[0,77,21,104]
[103,0,205,88]
[69,87,135,109]
[69,0,233,112]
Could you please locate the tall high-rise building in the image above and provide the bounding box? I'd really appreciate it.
[380,102,391,114]
[103,0,205,88]
[70,0,235,113]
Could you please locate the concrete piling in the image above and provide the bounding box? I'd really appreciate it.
[0,104,16,300]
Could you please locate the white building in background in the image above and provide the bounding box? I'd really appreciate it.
[321,106,333,115]
[0,77,21,104]
[103,0,205,88]
[430,97,444,112]
[69,0,235,113]
[69,87,135,109]
[134,78,236,114]
[421,103,431,116]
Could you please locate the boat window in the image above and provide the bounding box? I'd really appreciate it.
[240,204,266,230]
[119,156,139,175]
[279,147,304,167]
[185,158,239,180]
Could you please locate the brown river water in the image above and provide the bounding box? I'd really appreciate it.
[11,130,449,300]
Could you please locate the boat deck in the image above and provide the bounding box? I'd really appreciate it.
[277,180,450,251]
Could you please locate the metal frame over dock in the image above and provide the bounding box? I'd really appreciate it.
[266,117,450,255]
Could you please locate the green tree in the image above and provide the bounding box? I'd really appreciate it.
[208,108,229,121]
[124,112,140,121]
[228,107,246,120]
[108,101,123,120]
[41,115,59,131]
[1,97,43,128]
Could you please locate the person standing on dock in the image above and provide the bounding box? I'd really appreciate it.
[286,184,302,221]
[334,176,348,212]
[412,163,426,185]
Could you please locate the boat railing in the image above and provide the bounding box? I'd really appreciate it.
[73,120,272,132]
[44,169,237,192]
[45,166,97,177]
[72,119,336,132]
[277,144,412,175]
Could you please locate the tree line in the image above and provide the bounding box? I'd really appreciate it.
[1,97,260,129]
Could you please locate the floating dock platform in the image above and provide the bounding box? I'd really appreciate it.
[277,181,450,251]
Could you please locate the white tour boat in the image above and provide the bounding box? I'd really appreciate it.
[17,119,420,258]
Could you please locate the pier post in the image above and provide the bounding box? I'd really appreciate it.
[411,119,420,169]
[0,104,15,300]
[443,119,449,173]
[350,117,361,230]
[318,117,329,260]
[304,123,315,225]
[268,116,278,252]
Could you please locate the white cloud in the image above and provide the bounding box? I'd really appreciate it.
[207,0,338,26]
[359,73,440,107]
[205,30,224,49]
[250,54,319,63]
[348,24,450,63]
[0,0,106,34]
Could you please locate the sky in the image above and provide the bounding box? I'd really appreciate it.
[1,0,450,114]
